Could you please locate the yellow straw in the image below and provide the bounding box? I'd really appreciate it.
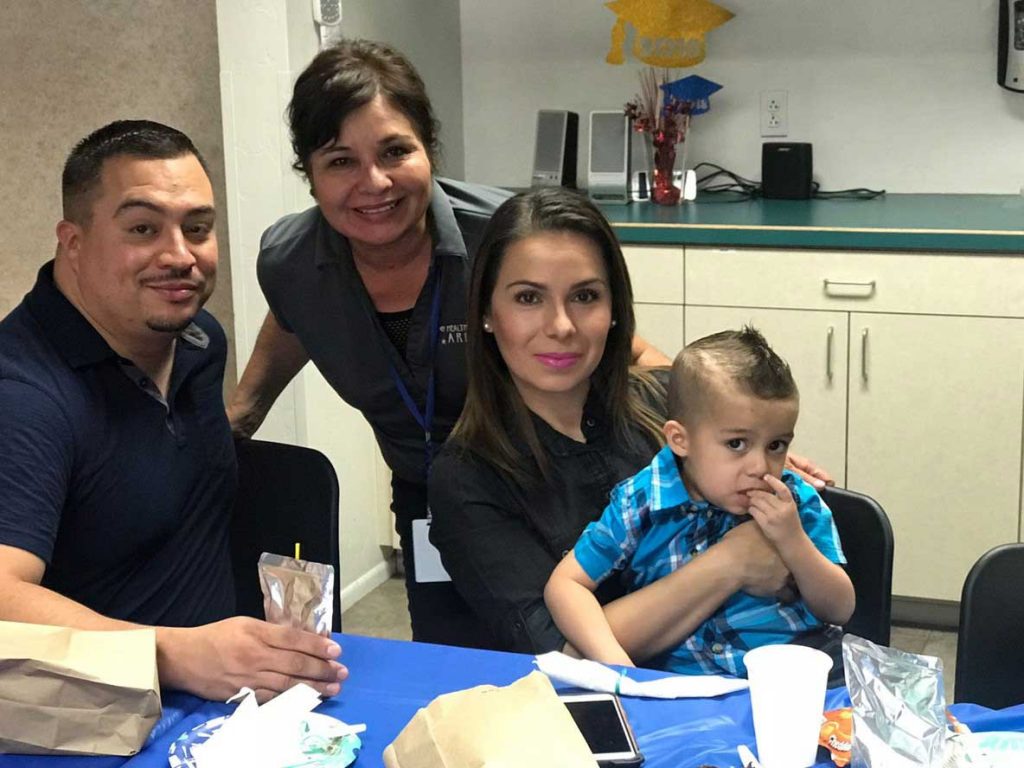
[294,542,301,560]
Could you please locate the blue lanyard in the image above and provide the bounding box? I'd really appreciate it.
[388,267,444,481]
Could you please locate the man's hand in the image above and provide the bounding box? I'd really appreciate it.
[158,617,348,703]
[785,452,834,490]
[747,474,804,548]
[719,520,792,598]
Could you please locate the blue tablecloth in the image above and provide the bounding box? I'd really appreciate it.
[2,633,1022,767]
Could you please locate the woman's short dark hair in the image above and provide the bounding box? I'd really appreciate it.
[288,38,440,178]
[453,187,664,483]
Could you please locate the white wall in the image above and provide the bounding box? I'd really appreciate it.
[341,0,465,179]
[460,0,1024,193]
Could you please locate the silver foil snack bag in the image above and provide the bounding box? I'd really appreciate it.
[258,552,334,636]
[842,634,950,768]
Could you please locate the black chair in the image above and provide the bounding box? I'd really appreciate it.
[820,486,894,646]
[955,543,1024,708]
[230,438,342,632]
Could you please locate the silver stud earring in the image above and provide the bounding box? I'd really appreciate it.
[610,319,618,328]
[483,320,492,333]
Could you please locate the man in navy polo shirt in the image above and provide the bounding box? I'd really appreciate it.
[0,120,347,702]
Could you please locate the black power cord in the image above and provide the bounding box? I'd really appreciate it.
[692,162,885,201]
[811,182,886,200]
[692,162,760,201]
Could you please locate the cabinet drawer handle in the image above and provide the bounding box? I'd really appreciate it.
[861,328,869,383]
[823,279,876,299]
[826,326,834,383]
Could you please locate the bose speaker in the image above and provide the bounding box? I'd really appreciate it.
[531,110,578,188]
[761,142,813,200]
[587,111,631,205]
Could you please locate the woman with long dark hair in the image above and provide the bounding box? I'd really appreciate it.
[429,188,808,657]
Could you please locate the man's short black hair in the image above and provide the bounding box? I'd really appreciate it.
[62,120,208,224]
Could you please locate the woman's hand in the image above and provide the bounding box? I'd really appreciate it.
[719,520,793,599]
[785,451,834,490]
[226,398,265,439]
[227,312,310,439]
[630,334,672,367]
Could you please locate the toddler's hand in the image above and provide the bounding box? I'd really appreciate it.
[746,475,803,547]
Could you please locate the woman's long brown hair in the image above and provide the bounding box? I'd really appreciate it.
[451,188,665,485]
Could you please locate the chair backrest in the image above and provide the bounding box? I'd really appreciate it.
[955,543,1024,708]
[231,438,342,632]
[820,486,894,646]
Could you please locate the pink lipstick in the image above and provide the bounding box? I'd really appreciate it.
[535,353,581,369]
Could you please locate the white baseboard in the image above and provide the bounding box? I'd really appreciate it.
[340,559,393,614]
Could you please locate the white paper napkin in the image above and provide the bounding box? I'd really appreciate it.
[191,683,364,768]
[534,651,749,699]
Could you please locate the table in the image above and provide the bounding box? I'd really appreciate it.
[3,633,1022,768]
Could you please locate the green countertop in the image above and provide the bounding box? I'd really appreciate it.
[599,194,1024,253]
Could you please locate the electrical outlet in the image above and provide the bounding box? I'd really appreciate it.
[760,90,788,137]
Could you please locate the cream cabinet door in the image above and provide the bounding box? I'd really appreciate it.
[634,303,684,361]
[685,306,850,486]
[623,246,684,304]
[624,246,685,360]
[847,313,1024,601]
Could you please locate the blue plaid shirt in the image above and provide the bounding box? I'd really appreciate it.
[574,444,846,678]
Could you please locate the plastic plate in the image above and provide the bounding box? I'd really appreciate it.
[167,711,361,767]
[968,730,1024,768]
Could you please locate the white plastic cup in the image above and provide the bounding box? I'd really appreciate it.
[744,645,832,768]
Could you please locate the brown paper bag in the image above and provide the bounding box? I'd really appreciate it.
[0,621,162,755]
[383,670,598,768]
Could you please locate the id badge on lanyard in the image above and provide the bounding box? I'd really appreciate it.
[389,269,452,583]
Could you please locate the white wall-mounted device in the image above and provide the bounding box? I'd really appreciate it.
[313,0,342,49]
[998,0,1024,92]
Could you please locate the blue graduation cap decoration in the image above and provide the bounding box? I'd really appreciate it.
[660,74,723,115]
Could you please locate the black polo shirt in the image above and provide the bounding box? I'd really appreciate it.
[257,178,510,487]
[428,386,665,654]
[0,262,235,627]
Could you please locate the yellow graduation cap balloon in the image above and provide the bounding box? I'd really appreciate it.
[606,0,735,67]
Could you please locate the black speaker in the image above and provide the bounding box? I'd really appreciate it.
[762,142,813,200]
[531,110,578,188]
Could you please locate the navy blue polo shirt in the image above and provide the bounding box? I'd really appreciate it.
[0,262,236,627]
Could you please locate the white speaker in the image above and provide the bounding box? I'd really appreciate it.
[587,111,631,205]
[531,110,578,188]
[629,129,650,201]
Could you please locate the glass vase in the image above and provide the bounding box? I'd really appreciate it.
[645,132,681,205]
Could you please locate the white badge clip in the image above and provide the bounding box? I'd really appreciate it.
[412,517,452,583]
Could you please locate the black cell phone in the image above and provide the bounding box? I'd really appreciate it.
[559,692,645,767]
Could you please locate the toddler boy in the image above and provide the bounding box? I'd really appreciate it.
[544,327,854,678]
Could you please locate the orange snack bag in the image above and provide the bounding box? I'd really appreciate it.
[819,707,853,767]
